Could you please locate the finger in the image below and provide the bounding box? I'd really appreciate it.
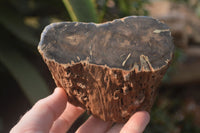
[50,102,85,133]
[76,116,112,133]
[107,123,124,133]
[120,111,150,133]
[10,87,67,133]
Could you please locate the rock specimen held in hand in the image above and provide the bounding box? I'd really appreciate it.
[38,16,174,122]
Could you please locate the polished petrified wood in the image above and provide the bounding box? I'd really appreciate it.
[38,16,174,122]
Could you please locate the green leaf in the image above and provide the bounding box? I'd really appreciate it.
[0,44,50,104]
[63,0,98,22]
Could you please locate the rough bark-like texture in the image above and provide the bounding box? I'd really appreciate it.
[38,16,174,122]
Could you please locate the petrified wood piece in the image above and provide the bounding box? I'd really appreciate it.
[38,16,174,122]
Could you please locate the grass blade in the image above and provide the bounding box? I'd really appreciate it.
[63,0,98,22]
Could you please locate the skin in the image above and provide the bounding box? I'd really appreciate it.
[10,87,150,133]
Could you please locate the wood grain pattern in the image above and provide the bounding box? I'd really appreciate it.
[38,16,174,122]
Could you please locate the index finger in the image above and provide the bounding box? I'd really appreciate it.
[10,87,68,133]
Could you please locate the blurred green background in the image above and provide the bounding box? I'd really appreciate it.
[0,0,200,132]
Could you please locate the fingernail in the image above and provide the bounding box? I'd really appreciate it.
[53,87,60,94]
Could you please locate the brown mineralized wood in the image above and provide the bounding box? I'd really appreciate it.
[38,16,174,122]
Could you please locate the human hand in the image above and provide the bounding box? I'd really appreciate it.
[10,87,150,133]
